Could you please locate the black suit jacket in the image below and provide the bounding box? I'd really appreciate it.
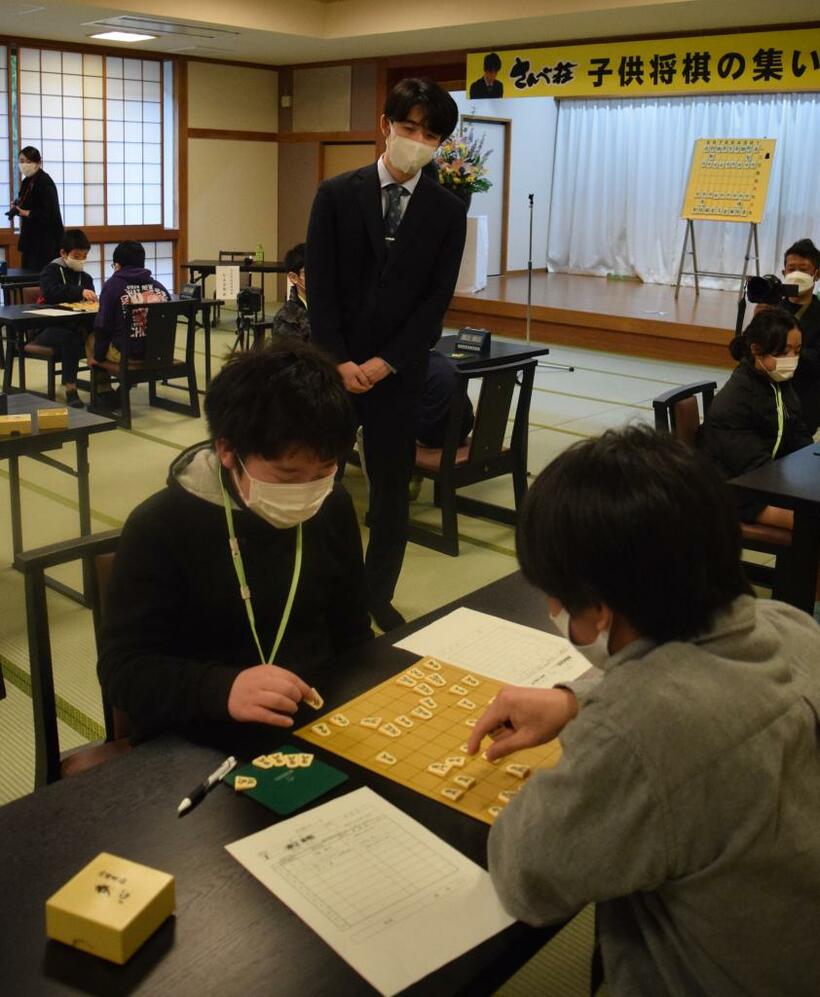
[306,163,467,377]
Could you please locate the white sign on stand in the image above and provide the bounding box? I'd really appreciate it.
[215,265,240,301]
[455,215,489,294]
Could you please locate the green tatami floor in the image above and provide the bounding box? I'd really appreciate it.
[0,312,736,997]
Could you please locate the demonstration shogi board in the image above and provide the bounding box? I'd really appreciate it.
[296,657,562,825]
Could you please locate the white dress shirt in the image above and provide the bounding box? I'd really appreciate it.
[377,155,421,223]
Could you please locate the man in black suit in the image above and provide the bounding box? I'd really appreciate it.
[306,78,466,631]
[469,53,504,99]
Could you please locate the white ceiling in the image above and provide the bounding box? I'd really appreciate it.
[0,0,813,66]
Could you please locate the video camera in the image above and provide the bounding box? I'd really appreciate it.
[745,274,799,305]
[5,199,19,222]
[236,286,263,315]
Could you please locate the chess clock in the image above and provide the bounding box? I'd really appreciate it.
[455,327,491,355]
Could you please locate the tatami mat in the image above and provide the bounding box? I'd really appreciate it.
[0,315,735,997]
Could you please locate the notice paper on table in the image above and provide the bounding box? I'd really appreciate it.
[24,308,77,317]
[215,265,240,301]
[395,607,591,688]
[226,787,514,996]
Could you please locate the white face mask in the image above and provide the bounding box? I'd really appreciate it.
[550,606,612,668]
[386,128,437,176]
[784,270,815,296]
[767,355,799,382]
[235,457,335,529]
[19,162,37,178]
[63,256,85,272]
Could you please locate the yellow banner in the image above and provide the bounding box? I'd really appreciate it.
[467,29,820,99]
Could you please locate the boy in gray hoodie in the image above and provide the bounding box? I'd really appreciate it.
[469,425,820,997]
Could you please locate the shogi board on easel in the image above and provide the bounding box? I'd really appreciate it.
[296,657,562,825]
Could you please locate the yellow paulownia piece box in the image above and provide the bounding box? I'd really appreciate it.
[37,407,69,430]
[45,852,175,964]
[0,414,33,436]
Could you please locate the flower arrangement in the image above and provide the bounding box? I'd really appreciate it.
[435,123,493,196]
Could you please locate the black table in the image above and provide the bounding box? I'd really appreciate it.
[183,259,287,323]
[0,392,117,602]
[0,267,40,304]
[0,298,222,393]
[0,572,562,995]
[437,333,550,368]
[730,443,820,612]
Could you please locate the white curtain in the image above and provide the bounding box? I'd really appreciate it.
[546,93,820,287]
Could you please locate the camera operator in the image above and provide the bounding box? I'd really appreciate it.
[10,147,63,271]
[781,238,820,434]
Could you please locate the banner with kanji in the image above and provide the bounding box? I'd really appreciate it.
[466,29,820,99]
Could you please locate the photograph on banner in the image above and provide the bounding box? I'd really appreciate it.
[467,27,820,100]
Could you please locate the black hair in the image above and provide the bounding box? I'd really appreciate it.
[517,425,751,644]
[383,78,458,140]
[19,146,42,163]
[284,242,305,276]
[204,338,356,463]
[483,53,502,72]
[113,241,146,269]
[783,238,820,270]
[60,228,90,253]
[729,306,799,362]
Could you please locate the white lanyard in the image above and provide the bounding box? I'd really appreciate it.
[218,466,302,665]
[770,382,784,460]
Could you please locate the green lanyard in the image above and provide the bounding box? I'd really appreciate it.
[770,382,784,460]
[218,466,302,665]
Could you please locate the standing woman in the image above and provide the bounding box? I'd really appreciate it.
[12,147,63,271]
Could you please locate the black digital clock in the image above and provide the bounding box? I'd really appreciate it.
[455,327,491,354]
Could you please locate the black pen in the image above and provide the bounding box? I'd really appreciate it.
[177,756,237,817]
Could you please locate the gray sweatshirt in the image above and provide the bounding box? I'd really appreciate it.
[488,595,820,996]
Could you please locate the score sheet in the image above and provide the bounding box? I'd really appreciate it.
[226,787,514,995]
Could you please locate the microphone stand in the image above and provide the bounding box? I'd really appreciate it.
[526,192,573,373]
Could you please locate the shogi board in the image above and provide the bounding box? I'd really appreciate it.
[296,656,562,825]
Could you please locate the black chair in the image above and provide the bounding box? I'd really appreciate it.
[16,530,131,787]
[90,298,200,430]
[407,357,537,556]
[652,379,794,592]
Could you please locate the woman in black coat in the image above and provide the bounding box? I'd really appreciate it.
[699,307,813,528]
[12,146,63,271]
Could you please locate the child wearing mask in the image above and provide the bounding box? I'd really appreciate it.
[32,228,97,408]
[467,426,820,997]
[97,340,372,744]
[699,307,813,529]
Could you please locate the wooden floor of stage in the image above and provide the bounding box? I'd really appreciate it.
[446,272,741,367]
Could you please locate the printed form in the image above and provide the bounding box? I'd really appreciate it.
[226,787,514,995]
[395,607,592,687]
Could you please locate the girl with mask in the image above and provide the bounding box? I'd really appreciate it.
[12,146,64,271]
[467,425,820,997]
[97,340,373,744]
[699,307,813,529]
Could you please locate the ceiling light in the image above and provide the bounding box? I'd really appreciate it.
[89,31,156,43]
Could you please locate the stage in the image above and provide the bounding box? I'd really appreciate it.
[446,272,740,368]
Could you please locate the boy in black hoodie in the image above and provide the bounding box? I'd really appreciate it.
[90,240,169,407]
[33,228,97,408]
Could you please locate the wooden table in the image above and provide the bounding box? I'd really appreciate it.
[0,392,117,602]
[0,298,222,393]
[0,572,563,995]
[730,443,820,612]
[436,333,550,368]
[0,267,40,304]
[183,259,287,323]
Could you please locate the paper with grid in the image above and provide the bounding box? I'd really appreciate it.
[296,657,562,825]
[226,787,514,995]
